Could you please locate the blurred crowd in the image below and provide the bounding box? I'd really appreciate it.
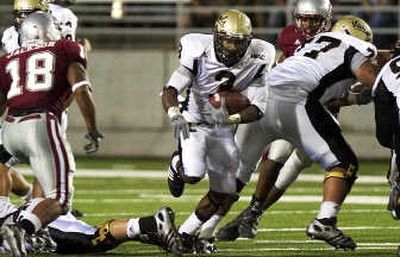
[181,0,399,48]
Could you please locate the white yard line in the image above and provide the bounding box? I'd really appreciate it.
[17,167,387,183]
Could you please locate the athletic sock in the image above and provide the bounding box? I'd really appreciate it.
[178,212,204,235]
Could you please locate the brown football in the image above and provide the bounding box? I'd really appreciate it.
[209,90,251,115]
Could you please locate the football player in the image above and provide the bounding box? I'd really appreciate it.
[0,204,183,255]
[373,42,400,220]
[0,0,49,203]
[217,0,373,242]
[162,9,275,253]
[225,15,379,250]
[1,0,89,218]
[0,12,102,256]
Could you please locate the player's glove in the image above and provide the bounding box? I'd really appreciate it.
[84,131,104,154]
[207,97,229,124]
[168,106,189,139]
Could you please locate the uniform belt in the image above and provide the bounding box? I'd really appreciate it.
[189,122,214,128]
[8,109,47,117]
[5,114,42,123]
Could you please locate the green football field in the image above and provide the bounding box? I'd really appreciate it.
[15,158,400,257]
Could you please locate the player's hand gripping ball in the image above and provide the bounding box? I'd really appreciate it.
[208,90,251,115]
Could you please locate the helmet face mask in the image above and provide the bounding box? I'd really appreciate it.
[214,9,252,67]
[331,15,373,43]
[293,0,332,37]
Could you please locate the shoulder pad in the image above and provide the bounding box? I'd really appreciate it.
[179,33,212,69]
[329,32,377,58]
[248,39,276,65]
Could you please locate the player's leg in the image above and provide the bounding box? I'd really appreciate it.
[178,132,239,253]
[216,138,291,241]
[263,148,312,210]
[10,113,73,239]
[10,168,32,200]
[167,126,208,197]
[387,150,400,219]
[238,145,311,239]
[286,100,357,250]
[49,207,182,254]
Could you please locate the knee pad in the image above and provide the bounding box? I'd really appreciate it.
[324,164,358,185]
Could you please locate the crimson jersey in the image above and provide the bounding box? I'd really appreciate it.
[0,39,86,118]
[277,24,307,58]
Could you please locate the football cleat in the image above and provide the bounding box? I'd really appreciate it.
[199,237,218,253]
[167,151,184,198]
[387,182,400,219]
[1,224,27,257]
[238,206,262,239]
[306,218,357,250]
[29,228,57,253]
[180,232,217,254]
[153,206,183,254]
[216,210,246,241]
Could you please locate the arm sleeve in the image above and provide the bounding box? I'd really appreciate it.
[243,76,268,114]
[165,65,193,93]
[58,40,87,68]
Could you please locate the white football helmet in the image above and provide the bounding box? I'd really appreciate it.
[19,11,61,46]
[293,0,332,37]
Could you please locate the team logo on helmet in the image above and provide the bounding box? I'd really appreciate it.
[332,15,373,43]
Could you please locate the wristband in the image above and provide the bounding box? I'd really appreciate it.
[228,113,241,124]
[167,106,181,120]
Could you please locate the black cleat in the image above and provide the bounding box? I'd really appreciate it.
[387,182,400,219]
[306,218,357,250]
[216,211,246,241]
[167,151,184,197]
[238,206,262,239]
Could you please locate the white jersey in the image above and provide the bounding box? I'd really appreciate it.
[1,6,77,53]
[268,31,377,102]
[1,26,19,53]
[49,3,78,41]
[168,33,275,124]
[372,55,400,101]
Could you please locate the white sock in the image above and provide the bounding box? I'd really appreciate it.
[126,218,140,239]
[316,201,340,219]
[198,215,223,239]
[178,212,204,235]
[19,211,42,233]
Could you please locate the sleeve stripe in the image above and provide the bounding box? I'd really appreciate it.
[72,80,91,92]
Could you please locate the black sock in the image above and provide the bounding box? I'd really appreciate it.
[138,216,157,234]
[20,219,35,235]
[317,217,337,226]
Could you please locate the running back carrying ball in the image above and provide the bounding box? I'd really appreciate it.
[208,90,250,115]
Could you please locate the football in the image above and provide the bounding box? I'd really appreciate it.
[209,90,251,115]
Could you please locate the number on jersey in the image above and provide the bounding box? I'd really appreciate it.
[6,51,55,99]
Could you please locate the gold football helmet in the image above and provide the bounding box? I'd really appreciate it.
[214,9,252,67]
[13,0,49,26]
[331,15,373,43]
